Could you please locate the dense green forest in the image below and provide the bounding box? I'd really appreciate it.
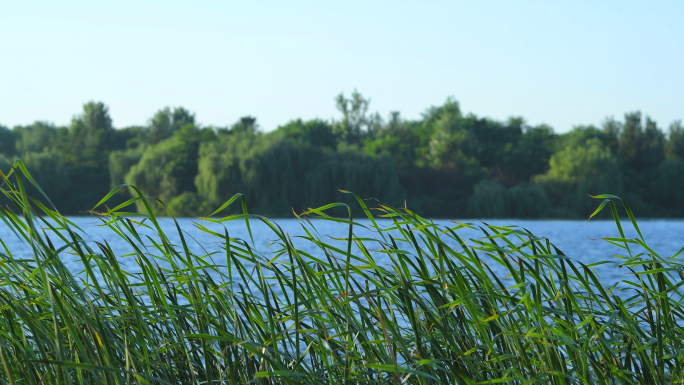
[2,91,683,218]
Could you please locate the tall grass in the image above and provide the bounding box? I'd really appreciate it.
[0,160,683,384]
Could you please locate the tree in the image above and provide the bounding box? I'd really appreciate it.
[535,138,622,216]
[467,180,510,218]
[618,111,664,172]
[148,107,196,144]
[14,122,56,155]
[333,90,381,143]
[231,116,259,135]
[421,97,461,126]
[642,116,665,170]
[653,158,684,216]
[363,119,421,170]
[3,95,683,219]
[666,120,684,160]
[68,101,114,153]
[0,124,18,158]
[601,117,621,152]
[539,138,620,184]
[422,99,477,169]
[276,119,337,150]
[109,146,146,192]
[125,125,210,214]
[497,124,554,186]
[426,117,479,171]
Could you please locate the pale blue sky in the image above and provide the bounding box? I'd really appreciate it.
[1,1,682,133]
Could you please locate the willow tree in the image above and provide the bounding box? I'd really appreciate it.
[196,131,405,217]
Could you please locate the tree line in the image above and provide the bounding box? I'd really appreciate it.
[2,91,683,218]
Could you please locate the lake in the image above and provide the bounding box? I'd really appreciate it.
[3,216,683,288]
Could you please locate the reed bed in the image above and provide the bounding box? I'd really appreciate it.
[0,160,683,384]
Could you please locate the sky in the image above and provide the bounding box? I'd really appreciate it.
[1,0,682,133]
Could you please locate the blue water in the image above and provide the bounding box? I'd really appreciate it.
[3,216,683,287]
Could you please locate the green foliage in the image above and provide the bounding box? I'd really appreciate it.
[653,158,684,217]
[467,180,510,218]
[147,107,196,144]
[618,112,665,172]
[467,181,551,218]
[195,130,404,216]
[363,115,421,169]
[68,101,115,154]
[0,124,18,157]
[20,150,67,204]
[426,113,479,170]
[666,120,684,160]
[230,116,259,135]
[275,118,337,150]
[108,145,146,201]
[3,94,684,218]
[539,137,620,184]
[167,191,211,217]
[535,137,622,217]
[333,89,382,143]
[194,127,259,208]
[14,121,56,154]
[508,182,551,218]
[301,151,405,210]
[125,125,210,213]
[496,124,555,186]
[2,162,684,383]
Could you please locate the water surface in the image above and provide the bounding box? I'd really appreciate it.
[4,216,683,288]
